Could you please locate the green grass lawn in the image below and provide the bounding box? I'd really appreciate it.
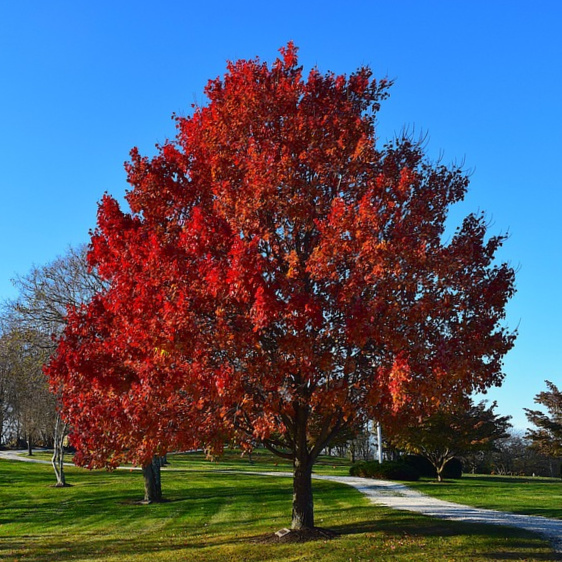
[0,453,559,561]
[408,473,562,519]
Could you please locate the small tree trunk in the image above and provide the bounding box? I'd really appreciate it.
[348,442,356,463]
[142,456,163,503]
[27,435,33,456]
[376,422,383,463]
[434,456,449,482]
[51,415,67,487]
[0,403,4,448]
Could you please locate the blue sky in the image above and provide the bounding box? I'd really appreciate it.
[1,1,560,430]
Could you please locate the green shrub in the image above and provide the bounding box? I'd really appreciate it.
[349,460,420,481]
[443,458,463,479]
[403,455,463,479]
[404,455,436,477]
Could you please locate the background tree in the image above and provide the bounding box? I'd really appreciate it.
[48,44,516,530]
[3,245,102,485]
[388,400,512,481]
[9,245,102,336]
[0,332,13,447]
[525,380,562,466]
[490,431,556,476]
[0,322,54,453]
[324,421,369,460]
[462,430,561,477]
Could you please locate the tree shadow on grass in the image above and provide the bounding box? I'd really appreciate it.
[1,520,557,562]
[1,510,559,562]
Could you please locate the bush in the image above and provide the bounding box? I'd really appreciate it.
[403,455,436,477]
[350,460,420,481]
[403,455,463,479]
[443,458,463,479]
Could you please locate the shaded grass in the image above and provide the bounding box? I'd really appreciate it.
[408,474,562,519]
[166,448,352,475]
[0,457,558,561]
[17,448,352,475]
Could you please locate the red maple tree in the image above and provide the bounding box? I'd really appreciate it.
[47,43,516,529]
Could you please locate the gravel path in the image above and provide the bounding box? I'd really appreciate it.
[0,449,54,463]
[2,452,561,553]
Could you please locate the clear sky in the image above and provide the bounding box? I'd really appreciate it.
[1,1,560,430]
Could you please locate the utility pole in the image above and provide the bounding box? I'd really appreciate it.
[376,422,383,463]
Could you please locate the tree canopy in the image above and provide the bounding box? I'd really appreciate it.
[46,43,516,529]
[387,400,512,481]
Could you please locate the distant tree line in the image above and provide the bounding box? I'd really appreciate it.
[329,396,562,480]
[0,322,54,452]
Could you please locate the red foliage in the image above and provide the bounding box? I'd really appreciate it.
[46,44,515,525]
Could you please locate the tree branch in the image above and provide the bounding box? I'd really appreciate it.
[263,439,293,460]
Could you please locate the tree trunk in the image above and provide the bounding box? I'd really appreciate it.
[142,457,163,503]
[0,400,4,448]
[291,406,314,530]
[292,459,314,529]
[27,434,33,456]
[51,414,67,487]
[434,456,450,482]
[348,442,356,463]
[376,422,383,463]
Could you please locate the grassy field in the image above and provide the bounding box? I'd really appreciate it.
[1,452,559,561]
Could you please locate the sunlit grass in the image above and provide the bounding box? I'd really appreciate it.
[408,473,562,519]
[0,454,558,561]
